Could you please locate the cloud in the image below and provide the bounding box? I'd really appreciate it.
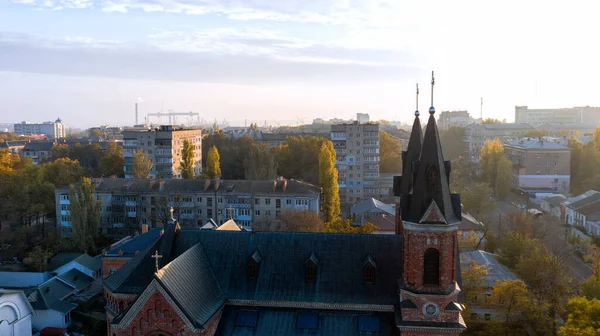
[0,30,420,83]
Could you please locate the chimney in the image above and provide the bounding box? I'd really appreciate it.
[135,102,139,125]
[282,178,288,192]
[141,224,149,234]
[204,179,211,191]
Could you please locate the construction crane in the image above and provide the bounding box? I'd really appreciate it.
[146,110,200,125]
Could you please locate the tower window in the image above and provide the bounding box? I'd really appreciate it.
[363,255,377,284]
[423,248,440,285]
[426,165,439,192]
[305,253,318,283]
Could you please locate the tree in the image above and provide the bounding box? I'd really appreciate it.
[23,246,53,272]
[594,126,600,150]
[319,141,340,223]
[525,130,549,138]
[462,182,496,217]
[244,144,278,180]
[180,138,195,179]
[479,139,507,196]
[495,156,512,200]
[43,157,84,187]
[481,118,502,124]
[490,279,533,335]
[568,136,584,193]
[560,297,600,336]
[202,132,253,179]
[581,245,600,300]
[379,131,402,173]
[274,136,328,185]
[461,259,489,313]
[324,219,379,234]
[132,149,152,179]
[440,126,466,160]
[254,209,323,232]
[99,142,124,177]
[51,143,70,161]
[204,145,222,179]
[450,156,473,193]
[68,177,101,253]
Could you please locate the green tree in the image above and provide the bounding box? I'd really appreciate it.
[181,138,195,179]
[99,142,124,177]
[43,157,84,187]
[274,136,328,185]
[568,136,584,193]
[244,144,278,180]
[51,143,70,161]
[479,139,507,196]
[481,118,502,124]
[495,156,512,200]
[379,131,402,173]
[23,246,54,272]
[462,182,496,217]
[132,149,152,179]
[201,132,253,179]
[68,177,101,253]
[205,145,222,179]
[440,126,466,160]
[560,297,600,336]
[319,141,340,223]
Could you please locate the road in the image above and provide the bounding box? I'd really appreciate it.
[491,198,593,282]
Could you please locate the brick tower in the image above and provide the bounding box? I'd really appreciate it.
[395,73,466,335]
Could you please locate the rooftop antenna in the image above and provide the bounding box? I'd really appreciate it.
[415,83,420,116]
[429,71,435,115]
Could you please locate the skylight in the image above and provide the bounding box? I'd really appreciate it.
[235,310,259,328]
[297,312,318,330]
[358,315,380,332]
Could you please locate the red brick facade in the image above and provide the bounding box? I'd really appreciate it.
[108,287,222,336]
[102,258,131,279]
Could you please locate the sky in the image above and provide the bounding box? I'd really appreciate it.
[1,0,599,128]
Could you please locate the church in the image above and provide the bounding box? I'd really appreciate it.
[103,75,467,336]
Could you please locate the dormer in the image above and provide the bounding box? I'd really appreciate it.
[363,254,376,284]
[247,251,262,281]
[304,253,318,283]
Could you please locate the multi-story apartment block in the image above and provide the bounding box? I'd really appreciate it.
[14,119,66,139]
[55,177,320,237]
[504,137,571,194]
[22,141,53,164]
[515,105,600,126]
[122,125,202,179]
[463,123,534,157]
[438,110,473,131]
[331,120,380,206]
[89,125,123,139]
[0,140,28,154]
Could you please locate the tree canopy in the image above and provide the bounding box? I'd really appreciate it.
[319,141,340,223]
[205,145,222,179]
[440,126,466,160]
[479,139,511,199]
[181,138,195,179]
[481,118,502,124]
[132,149,152,178]
[244,143,278,180]
[68,177,101,253]
[379,131,402,173]
[99,142,124,178]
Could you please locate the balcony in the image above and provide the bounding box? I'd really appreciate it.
[331,133,347,141]
[127,211,137,217]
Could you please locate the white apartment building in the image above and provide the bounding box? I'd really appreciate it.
[14,119,66,139]
[438,110,473,131]
[515,105,600,126]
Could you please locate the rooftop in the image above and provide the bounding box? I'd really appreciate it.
[566,191,600,210]
[544,194,567,206]
[351,198,395,217]
[506,137,570,150]
[460,250,518,288]
[106,228,163,257]
[47,252,82,271]
[465,123,533,130]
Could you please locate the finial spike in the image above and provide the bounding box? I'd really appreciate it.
[415,83,420,116]
[169,207,174,221]
[429,71,436,115]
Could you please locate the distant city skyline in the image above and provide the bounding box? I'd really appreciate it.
[1,0,599,128]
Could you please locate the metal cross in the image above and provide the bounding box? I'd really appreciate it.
[227,205,234,219]
[151,250,162,273]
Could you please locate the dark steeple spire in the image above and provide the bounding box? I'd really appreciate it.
[403,72,461,225]
[399,84,423,195]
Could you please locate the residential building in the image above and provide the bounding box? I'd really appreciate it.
[89,125,123,138]
[256,132,329,148]
[0,140,28,154]
[515,105,600,126]
[55,177,320,237]
[540,194,566,219]
[564,193,600,236]
[122,125,202,179]
[459,250,518,322]
[351,198,395,225]
[564,190,600,226]
[463,123,534,157]
[103,101,467,336]
[438,110,472,131]
[534,123,597,136]
[0,289,35,336]
[14,119,65,139]
[21,141,53,164]
[504,138,571,194]
[331,120,380,206]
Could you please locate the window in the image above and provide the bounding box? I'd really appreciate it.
[305,254,318,282]
[266,210,271,216]
[265,198,271,205]
[65,312,70,323]
[255,210,260,216]
[364,255,376,284]
[286,199,292,205]
[197,197,202,203]
[357,316,380,332]
[470,313,478,320]
[469,293,478,304]
[218,197,223,203]
[207,209,212,218]
[255,198,260,205]
[207,197,213,206]
[276,199,281,208]
[235,310,259,328]
[297,312,318,330]
[276,211,281,219]
[423,248,440,285]
[197,209,202,215]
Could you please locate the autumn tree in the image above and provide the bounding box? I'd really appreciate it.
[524,130,549,138]
[68,177,101,253]
[379,131,402,173]
[43,157,84,187]
[479,139,511,198]
[490,279,533,335]
[495,156,512,200]
[568,136,584,193]
[440,126,466,160]
[324,219,379,234]
[180,138,195,179]
[594,125,600,150]
[244,143,278,180]
[132,149,152,178]
[560,297,600,336]
[319,141,340,223]
[462,182,496,218]
[99,142,124,177]
[460,259,488,314]
[204,145,222,179]
[581,245,600,300]
[254,209,323,232]
[481,118,502,124]
[450,156,473,193]
[51,143,70,161]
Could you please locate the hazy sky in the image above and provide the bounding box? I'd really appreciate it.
[1,0,599,128]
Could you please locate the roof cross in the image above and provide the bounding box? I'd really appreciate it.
[151,250,162,273]
[169,207,174,221]
[227,205,235,219]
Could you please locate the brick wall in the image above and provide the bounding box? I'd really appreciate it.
[102,258,131,279]
[109,288,222,336]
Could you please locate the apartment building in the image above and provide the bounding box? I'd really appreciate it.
[54,177,320,237]
[438,110,473,131]
[463,123,533,157]
[515,105,600,126]
[331,120,380,206]
[22,141,53,164]
[504,138,571,194]
[122,125,202,179]
[14,119,66,139]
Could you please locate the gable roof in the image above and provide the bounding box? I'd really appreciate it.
[57,269,94,291]
[72,254,100,271]
[216,219,241,231]
[0,272,53,288]
[544,194,566,206]
[34,278,77,313]
[351,198,395,217]
[106,228,163,257]
[48,253,82,271]
[567,192,600,210]
[460,250,517,288]
[506,138,570,150]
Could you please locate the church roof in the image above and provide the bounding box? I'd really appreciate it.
[216,219,242,231]
[399,115,423,195]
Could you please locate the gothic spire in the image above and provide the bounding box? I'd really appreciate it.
[399,83,424,195]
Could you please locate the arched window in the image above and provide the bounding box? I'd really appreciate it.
[423,248,440,285]
[304,253,318,283]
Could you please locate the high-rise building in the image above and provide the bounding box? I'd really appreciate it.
[331,118,380,206]
[13,119,65,139]
[122,125,202,179]
[437,110,473,131]
[515,105,600,125]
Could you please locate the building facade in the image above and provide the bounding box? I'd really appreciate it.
[515,105,600,126]
[438,110,472,131]
[22,141,53,164]
[463,123,534,157]
[55,178,320,237]
[14,119,66,139]
[504,138,571,194]
[0,290,34,336]
[331,121,380,206]
[122,125,202,179]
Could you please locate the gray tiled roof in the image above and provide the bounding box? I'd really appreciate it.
[544,195,566,207]
[460,250,517,288]
[73,254,101,271]
[567,192,600,210]
[58,269,94,291]
[106,228,163,257]
[506,138,570,150]
[37,278,76,312]
[23,141,54,151]
[48,252,82,271]
[351,198,395,217]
